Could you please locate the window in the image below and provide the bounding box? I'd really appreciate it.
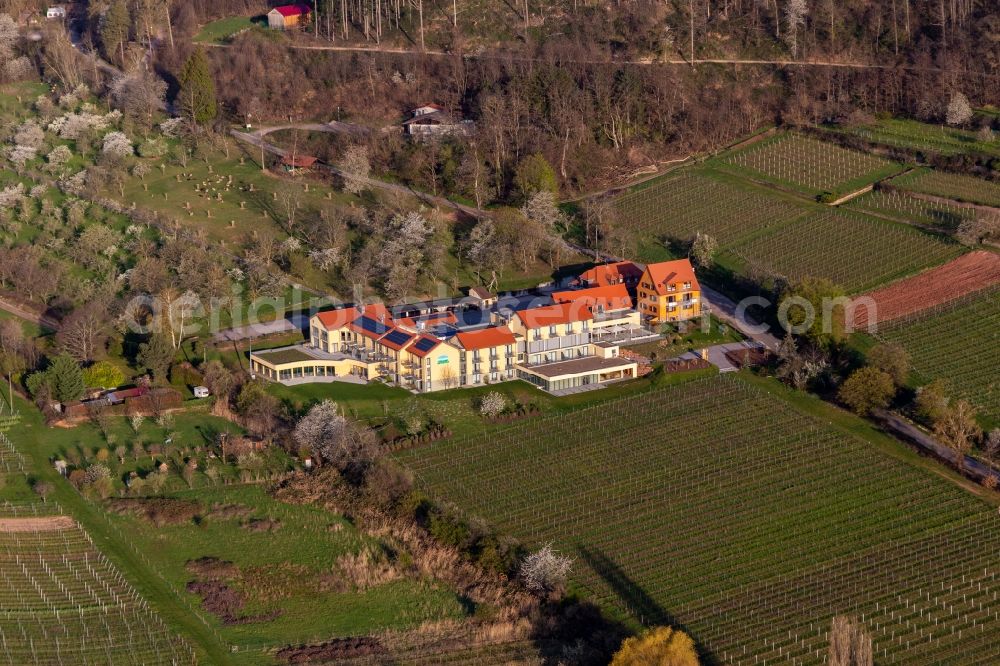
[549,325,557,337]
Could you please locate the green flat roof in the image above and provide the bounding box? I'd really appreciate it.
[253,348,314,365]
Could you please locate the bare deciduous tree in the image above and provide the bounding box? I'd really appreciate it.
[293,399,378,473]
[934,399,982,465]
[338,145,370,195]
[828,616,872,666]
[57,300,109,363]
[955,212,999,246]
[785,0,809,57]
[520,191,563,235]
[109,73,167,130]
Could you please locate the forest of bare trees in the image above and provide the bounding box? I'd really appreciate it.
[8,0,994,201]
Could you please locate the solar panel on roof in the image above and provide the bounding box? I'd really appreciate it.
[359,316,389,335]
[384,329,412,346]
[414,337,438,352]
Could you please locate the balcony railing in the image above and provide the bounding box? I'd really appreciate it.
[526,332,590,354]
[520,351,594,368]
[593,308,634,323]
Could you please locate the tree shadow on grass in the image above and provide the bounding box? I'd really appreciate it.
[576,544,671,627]
[576,545,717,664]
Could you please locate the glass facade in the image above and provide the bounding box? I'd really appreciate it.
[517,369,596,392]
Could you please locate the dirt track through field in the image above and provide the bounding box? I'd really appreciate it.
[199,40,962,73]
[854,250,1000,328]
[0,515,75,532]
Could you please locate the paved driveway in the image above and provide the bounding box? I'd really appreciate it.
[701,286,781,350]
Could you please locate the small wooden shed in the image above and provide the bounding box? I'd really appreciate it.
[280,154,318,173]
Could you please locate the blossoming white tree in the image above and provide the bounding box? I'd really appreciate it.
[519,543,573,595]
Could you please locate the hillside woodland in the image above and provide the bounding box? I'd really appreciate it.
[3,0,997,202]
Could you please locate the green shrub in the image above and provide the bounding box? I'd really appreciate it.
[83,361,125,389]
[138,138,168,158]
[427,510,471,549]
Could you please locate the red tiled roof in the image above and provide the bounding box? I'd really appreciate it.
[314,307,359,330]
[272,4,310,17]
[281,154,317,167]
[109,387,147,401]
[579,261,644,288]
[396,311,458,330]
[515,302,593,328]
[454,326,516,351]
[315,303,393,331]
[358,303,393,326]
[551,284,633,311]
[644,259,699,296]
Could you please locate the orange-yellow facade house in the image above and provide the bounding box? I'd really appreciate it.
[636,259,702,324]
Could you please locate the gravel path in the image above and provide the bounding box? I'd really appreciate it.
[0,516,75,532]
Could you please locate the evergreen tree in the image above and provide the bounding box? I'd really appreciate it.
[137,334,174,381]
[100,0,130,66]
[177,47,217,124]
[48,354,85,403]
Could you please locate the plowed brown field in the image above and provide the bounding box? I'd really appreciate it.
[853,250,1000,328]
[0,515,75,532]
